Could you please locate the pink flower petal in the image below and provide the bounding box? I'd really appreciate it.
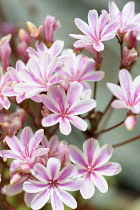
[88,9,98,30]
[20,126,33,151]
[80,176,95,199]
[108,1,120,19]
[59,179,83,191]
[56,189,77,209]
[66,81,83,107]
[92,172,108,193]
[93,41,104,51]
[24,192,35,208]
[47,158,61,179]
[50,40,64,57]
[29,129,44,156]
[32,163,50,182]
[95,162,122,176]
[58,164,75,181]
[68,116,87,131]
[51,190,64,210]
[69,145,87,167]
[0,150,23,159]
[75,18,90,35]
[93,144,113,168]
[42,114,60,127]
[59,117,71,135]
[31,189,50,209]
[5,135,24,158]
[111,99,127,109]
[41,94,60,113]
[23,180,48,193]
[83,138,99,165]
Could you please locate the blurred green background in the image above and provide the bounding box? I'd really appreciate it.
[0,0,140,209]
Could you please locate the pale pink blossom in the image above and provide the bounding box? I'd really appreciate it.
[107,69,140,114]
[60,49,104,90]
[69,10,119,51]
[69,138,121,199]
[2,60,41,103]
[13,54,61,99]
[108,1,140,35]
[23,158,83,210]
[41,82,96,135]
[0,127,49,172]
[44,15,61,44]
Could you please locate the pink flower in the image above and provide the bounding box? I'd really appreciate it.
[41,82,96,135]
[69,138,121,199]
[107,69,140,114]
[69,10,119,51]
[0,127,49,172]
[0,67,11,110]
[44,15,61,44]
[13,54,61,99]
[59,49,104,90]
[23,158,83,210]
[2,60,41,103]
[108,1,140,35]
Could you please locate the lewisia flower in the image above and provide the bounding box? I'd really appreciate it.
[41,81,96,135]
[108,1,140,35]
[14,53,61,99]
[2,60,41,103]
[69,138,122,199]
[107,69,140,114]
[23,158,83,210]
[0,127,49,172]
[60,49,105,90]
[69,10,119,51]
[0,34,11,69]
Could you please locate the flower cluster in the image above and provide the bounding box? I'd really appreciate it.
[0,127,121,209]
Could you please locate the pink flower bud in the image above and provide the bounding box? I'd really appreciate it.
[58,141,70,166]
[18,29,30,45]
[20,164,31,172]
[26,21,43,39]
[41,106,51,117]
[44,15,61,45]
[0,22,16,36]
[17,41,29,63]
[0,34,11,69]
[59,76,70,91]
[10,173,21,184]
[124,115,137,130]
[122,47,137,67]
[124,31,138,49]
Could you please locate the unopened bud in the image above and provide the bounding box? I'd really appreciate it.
[122,47,137,67]
[41,106,51,117]
[18,29,30,45]
[58,141,70,166]
[20,164,31,172]
[124,115,137,130]
[10,173,21,184]
[26,21,43,39]
[124,31,138,50]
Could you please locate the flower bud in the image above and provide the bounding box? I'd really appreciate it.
[10,173,21,184]
[17,41,29,63]
[122,47,137,67]
[124,115,137,130]
[44,15,61,46]
[18,29,30,45]
[26,21,43,39]
[0,34,11,69]
[124,31,138,50]
[58,141,70,166]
